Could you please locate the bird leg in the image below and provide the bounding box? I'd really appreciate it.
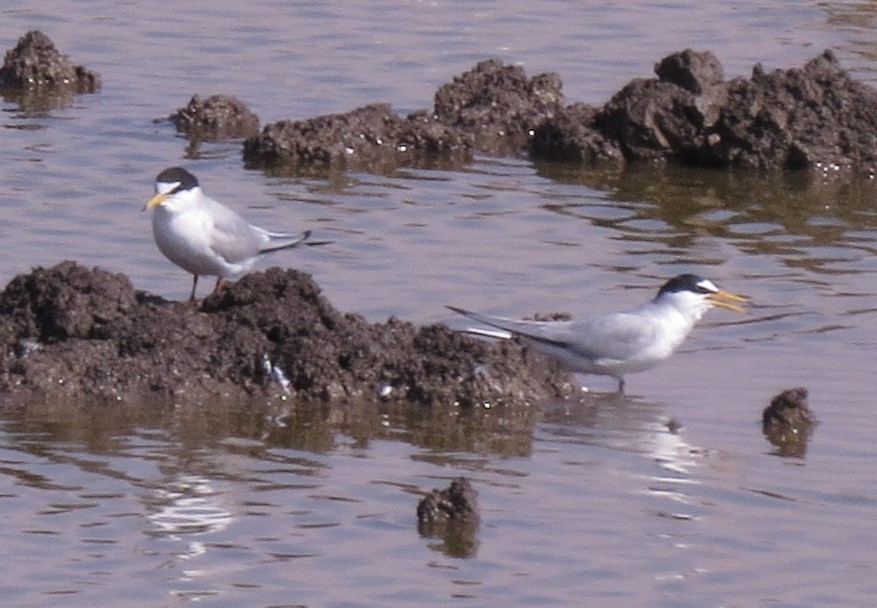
[188,275,200,303]
[617,377,626,393]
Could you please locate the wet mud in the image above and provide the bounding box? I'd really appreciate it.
[0,262,571,408]
[762,387,816,457]
[417,477,480,558]
[240,49,877,174]
[4,30,875,171]
[0,30,99,111]
[163,94,261,142]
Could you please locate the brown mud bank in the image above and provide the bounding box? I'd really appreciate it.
[239,49,877,174]
[0,262,571,408]
[4,30,874,173]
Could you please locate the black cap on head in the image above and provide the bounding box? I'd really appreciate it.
[656,273,715,298]
[155,167,199,192]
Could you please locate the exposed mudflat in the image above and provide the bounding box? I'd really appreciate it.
[5,30,876,172]
[0,262,571,408]
[241,49,877,173]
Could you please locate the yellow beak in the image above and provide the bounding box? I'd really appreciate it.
[708,290,749,313]
[144,192,168,211]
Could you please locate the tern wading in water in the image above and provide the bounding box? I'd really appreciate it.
[448,274,748,392]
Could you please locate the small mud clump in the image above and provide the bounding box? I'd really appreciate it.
[762,387,816,457]
[0,261,570,408]
[417,477,480,526]
[166,94,260,141]
[0,30,100,112]
[417,477,480,558]
[0,30,99,91]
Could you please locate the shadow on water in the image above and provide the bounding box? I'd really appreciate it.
[0,397,541,463]
[535,160,877,274]
[0,388,698,497]
[0,382,718,469]
[538,390,701,471]
[0,384,784,571]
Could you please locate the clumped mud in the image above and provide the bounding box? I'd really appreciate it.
[530,49,877,172]
[240,49,877,174]
[244,102,476,173]
[0,262,570,408]
[0,30,99,111]
[762,387,816,457]
[164,94,260,141]
[416,477,480,558]
[3,29,874,172]
[417,477,480,527]
[433,58,564,153]
[540,48,877,170]
[243,60,563,172]
[569,48,877,170]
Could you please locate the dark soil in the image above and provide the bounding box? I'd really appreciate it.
[417,477,480,527]
[0,30,99,111]
[761,387,816,456]
[242,60,563,173]
[416,477,480,558]
[239,48,877,174]
[0,262,571,408]
[3,30,874,172]
[244,103,476,174]
[164,94,261,141]
[536,49,877,171]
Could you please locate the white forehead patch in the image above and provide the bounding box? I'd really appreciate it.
[156,180,181,195]
[696,278,719,293]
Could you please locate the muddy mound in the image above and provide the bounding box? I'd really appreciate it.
[165,94,261,141]
[0,30,99,111]
[533,49,877,171]
[242,49,877,174]
[417,477,480,528]
[243,60,563,173]
[0,261,569,407]
[433,58,564,153]
[707,51,877,169]
[244,103,474,174]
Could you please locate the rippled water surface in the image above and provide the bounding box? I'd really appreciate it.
[2,1,877,606]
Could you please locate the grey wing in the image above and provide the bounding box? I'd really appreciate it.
[448,306,653,361]
[446,306,596,349]
[560,313,658,363]
[446,306,554,338]
[258,228,311,253]
[205,199,262,263]
[447,306,660,367]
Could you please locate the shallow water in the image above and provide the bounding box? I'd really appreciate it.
[2,1,877,606]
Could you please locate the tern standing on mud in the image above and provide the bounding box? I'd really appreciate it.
[448,274,748,392]
[144,167,312,301]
